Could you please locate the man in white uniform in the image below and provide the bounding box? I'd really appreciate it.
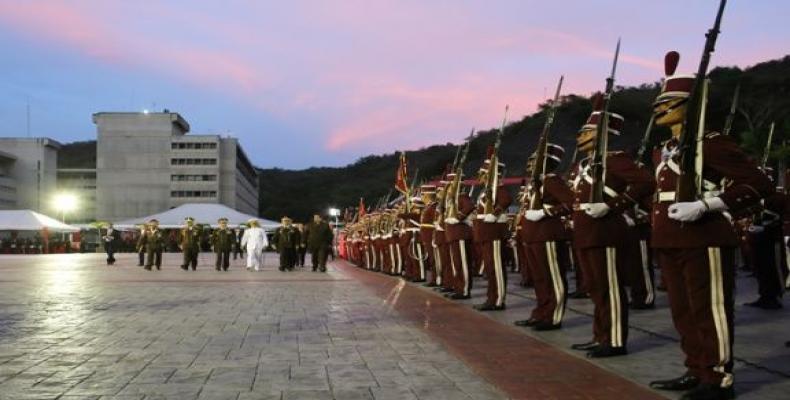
[241,219,269,271]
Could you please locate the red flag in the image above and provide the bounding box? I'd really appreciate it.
[358,198,366,218]
[394,152,409,194]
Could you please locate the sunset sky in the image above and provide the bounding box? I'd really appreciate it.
[0,0,786,168]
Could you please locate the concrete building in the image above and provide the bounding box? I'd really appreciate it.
[93,111,259,222]
[0,138,61,213]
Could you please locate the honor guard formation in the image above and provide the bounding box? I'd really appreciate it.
[337,3,789,399]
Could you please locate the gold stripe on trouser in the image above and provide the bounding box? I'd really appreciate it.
[546,241,566,325]
[493,240,506,306]
[773,242,785,294]
[389,243,398,272]
[395,244,403,275]
[416,244,425,280]
[708,247,733,388]
[512,245,520,272]
[605,247,623,347]
[449,244,457,278]
[460,240,470,296]
[640,240,655,304]
[432,245,441,285]
[365,249,371,270]
[785,245,790,289]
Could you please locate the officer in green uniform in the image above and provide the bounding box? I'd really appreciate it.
[307,214,334,272]
[138,219,164,270]
[273,217,299,271]
[179,217,201,270]
[212,217,235,271]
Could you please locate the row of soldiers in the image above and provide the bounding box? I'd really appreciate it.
[341,45,787,400]
[129,215,334,272]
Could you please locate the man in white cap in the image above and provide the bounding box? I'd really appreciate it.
[241,219,269,271]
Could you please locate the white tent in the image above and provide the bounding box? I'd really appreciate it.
[0,210,80,232]
[114,203,280,229]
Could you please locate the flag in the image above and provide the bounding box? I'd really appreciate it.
[394,151,409,194]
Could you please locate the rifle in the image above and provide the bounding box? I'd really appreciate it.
[762,122,776,168]
[636,115,655,168]
[528,75,564,210]
[676,0,727,202]
[722,81,741,136]
[446,130,474,219]
[484,106,509,214]
[589,39,621,203]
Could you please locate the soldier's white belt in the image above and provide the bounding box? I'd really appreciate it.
[405,228,420,232]
[420,224,435,228]
[655,190,721,203]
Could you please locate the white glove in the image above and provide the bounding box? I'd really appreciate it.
[584,203,610,218]
[483,214,497,223]
[622,214,636,227]
[525,210,546,222]
[668,198,727,222]
[445,217,459,224]
[785,236,789,248]
[747,225,764,234]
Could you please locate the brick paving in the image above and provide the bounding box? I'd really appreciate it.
[0,253,787,399]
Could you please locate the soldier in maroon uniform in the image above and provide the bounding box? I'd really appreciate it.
[434,179,455,294]
[514,144,574,330]
[473,158,513,311]
[445,173,477,299]
[568,99,655,358]
[742,169,786,310]
[647,52,773,400]
[419,185,439,286]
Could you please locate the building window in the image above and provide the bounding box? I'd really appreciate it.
[171,174,217,182]
[171,158,217,166]
[170,190,217,198]
[171,142,217,150]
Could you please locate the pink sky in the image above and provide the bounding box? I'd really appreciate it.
[0,0,786,168]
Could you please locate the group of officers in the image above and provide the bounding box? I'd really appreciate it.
[111,213,335,273]
[341,49,787,400]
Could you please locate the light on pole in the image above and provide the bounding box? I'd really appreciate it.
[328,207,340,228]
[52,192,78,223]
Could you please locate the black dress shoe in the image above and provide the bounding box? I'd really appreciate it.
[424,282,438,288]
[744,297,782,310]
[631,302,655,310]
[439,287,454,293]
[144,266,152,271]
[568,291,589,299]
[570,341,599,351]
[215,267,221,271]
[785,340,790,347]
[533,322,562,331]
[586,345,627,358]
[514,318,539,327]
[449,293,470,300]
[156,266,161,270]
[474,303,505,311]
[649,374,700,391]
[180,265,188,271]
[680,383,734,400]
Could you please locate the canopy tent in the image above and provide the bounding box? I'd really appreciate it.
[0,210,80,232]
[114,203,280,230]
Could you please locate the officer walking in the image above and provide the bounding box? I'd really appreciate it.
[139,219,163,270]
[212,217,235,271]
[307,214,334,272]
[102,223,121,265]
[272,217,299,271]
[179,217,201,270]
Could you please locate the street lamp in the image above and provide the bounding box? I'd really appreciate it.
[52,192,78,223]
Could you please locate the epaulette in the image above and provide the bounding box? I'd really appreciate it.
[705,131,722,139]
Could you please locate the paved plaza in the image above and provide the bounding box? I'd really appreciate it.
[0,253,786,399]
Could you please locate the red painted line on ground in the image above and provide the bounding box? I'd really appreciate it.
[333,260,666,400]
